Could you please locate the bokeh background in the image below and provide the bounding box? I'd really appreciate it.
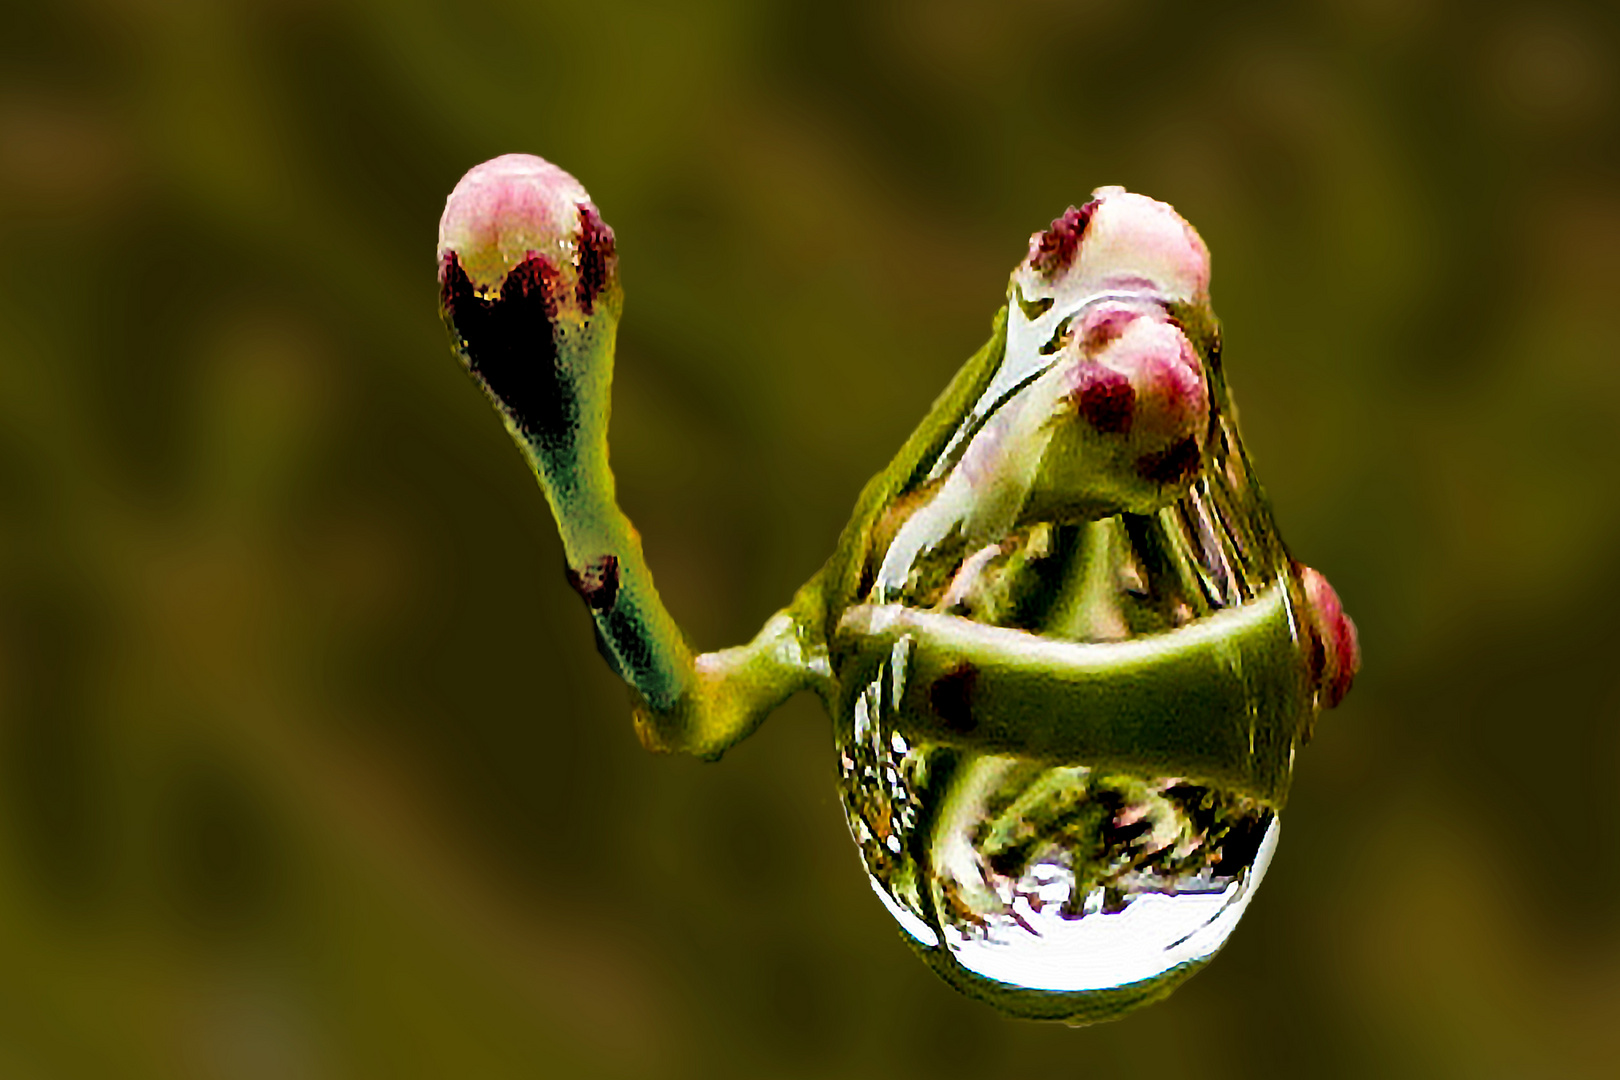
[2,0,1618,1076]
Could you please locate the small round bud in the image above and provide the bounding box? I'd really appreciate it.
[1015,188,1211,311]
[1077,305,1209,457]
[437,149,612,302]
[437,153,616,313]
[1299,565,1359,709]
[1028,305,1210,517]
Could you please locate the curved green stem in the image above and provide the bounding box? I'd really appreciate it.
[832,583,1309,805]
[444,268,828,754]
[633,579,833,758]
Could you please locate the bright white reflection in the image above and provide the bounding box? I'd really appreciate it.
[943,816,1279,992]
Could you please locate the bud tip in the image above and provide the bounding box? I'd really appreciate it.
[438,153,614,305]
[1018,187,1211,303]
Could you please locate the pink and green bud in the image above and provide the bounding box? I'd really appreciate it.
[1029,302,1211,517]
[437,152,617,316]
[436,154,621,462]
[1298,565,1359,709]
[1017,187,1211,307]
[1071,302,1209,455]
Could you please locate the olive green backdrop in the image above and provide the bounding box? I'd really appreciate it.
[2,0,1617,1076]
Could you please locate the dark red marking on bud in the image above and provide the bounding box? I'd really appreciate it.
[1135,435,1202,484]
[566,554,620,610]
[1076,368,1136,434]
[1029,200,1099,277]
[575,202,616,314]
[500,252,562,306]
[439,250,574,452]
[930,663,978,734]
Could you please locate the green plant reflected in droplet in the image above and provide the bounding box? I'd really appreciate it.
[434,155,1360,1025]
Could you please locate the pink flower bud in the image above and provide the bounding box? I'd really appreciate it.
[435,154,620,449]
[1018,188,1211,307]
[1069,305,1210,487]
[1024,302,1211,520]
[437,153,617,317]
[1299,565,1359,709]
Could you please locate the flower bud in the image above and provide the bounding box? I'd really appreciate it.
[1004,189,1216,522]
[436,154,699,717]
[1074,303,1209,470]
[1298,565,1359,709]
[1028,304,1210,517]
[436,153,618,450]
[1016,187,1211,309]
[437,153,616,314]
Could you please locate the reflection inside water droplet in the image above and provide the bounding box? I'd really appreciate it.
[836,647,1280,1020]
[926,754,1277,993]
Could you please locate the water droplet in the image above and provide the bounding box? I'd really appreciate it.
[831,289,1318,1023]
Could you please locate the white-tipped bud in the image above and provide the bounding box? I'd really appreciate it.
[438,153,617,319]
[1018,188,1210,307]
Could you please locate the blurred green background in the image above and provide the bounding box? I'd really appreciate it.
[2,0,1618,1076]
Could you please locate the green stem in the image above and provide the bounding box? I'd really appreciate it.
[832,583,1310,805]
[487,311,697,718]
[634,579,833,759]
[480,303,828,755]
